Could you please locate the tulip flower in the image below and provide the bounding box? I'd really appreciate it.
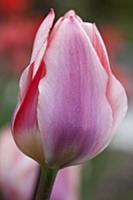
[12,9,127,168]
[0,128,81,200]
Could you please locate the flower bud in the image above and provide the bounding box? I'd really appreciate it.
[12,9,127,168]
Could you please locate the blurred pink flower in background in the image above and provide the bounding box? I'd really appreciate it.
[100,25,124,58]
[0,0,42,74]
[0,128,81,200]
[0,0,30,14]
[0,17,40,74]
[0,128,38,200]
[51,166,81,200]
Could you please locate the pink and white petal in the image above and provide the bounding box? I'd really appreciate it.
[12,9,53,161]
[32,43,47,78]
[18,10,55,101]
[64,10,76,18]
[12,63,34,127]
[19,43,46,103]
[19,63,34,101]
[37,16,113,167]
[12,61,45,164]
[83,23,111,74]
[83,22,128,133]
[64,10,82,22]
[107,75,128,131]
[30,9,55,63]
[48,10,82,46]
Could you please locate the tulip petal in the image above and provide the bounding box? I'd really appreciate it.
[31,9,55,62]
[107,75,128,131]
[83,23,128,130]
[12,60,45,163]
[12,10,55,163]
[38,16,113,167]
[19,63,34,101]
[64,10,83,23]
[83,23,110,73]
[19,9,55,101]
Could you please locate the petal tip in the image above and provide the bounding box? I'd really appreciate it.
[49,8,55,16]
[64,10,76,18]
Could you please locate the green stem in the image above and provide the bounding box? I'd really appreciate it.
[35,165,58,200]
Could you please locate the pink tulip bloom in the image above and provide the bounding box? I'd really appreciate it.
[12,9,127,168]
[0,128,81,200]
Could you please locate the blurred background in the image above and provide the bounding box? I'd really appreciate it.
[0,0,133,199]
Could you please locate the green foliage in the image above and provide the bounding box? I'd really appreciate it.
[0,73,18,127]
[81,149,133,200]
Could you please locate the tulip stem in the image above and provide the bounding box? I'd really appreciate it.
[35,165,58,200]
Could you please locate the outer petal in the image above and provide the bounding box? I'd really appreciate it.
[12,60,45,164]
[106,75,128,131]
[82,23,110,73]
[30,9,55,63]
[64,10,83,22]
[12,10,55,163]
[38,15,113,167]
[82,23,127,131]
[19,9,55,101]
